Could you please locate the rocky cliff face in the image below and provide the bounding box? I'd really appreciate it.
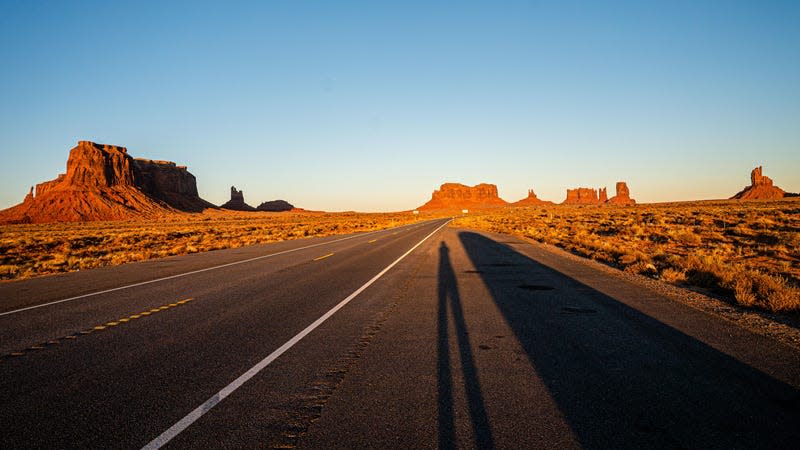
[731,166,786,200]
[563,187,601,205]
[418,183,509,210]
[563,182,635,206]
[512,189,554,206]
[220,186,256,211]
[607,182,636,205]
[133,158,213,211]
[257,200,294,212]
[0,141,215,223]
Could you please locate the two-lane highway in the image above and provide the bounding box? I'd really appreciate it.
[0,218,450,448]
[2,220,800,449]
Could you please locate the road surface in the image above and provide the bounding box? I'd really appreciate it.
[1,218,799,449]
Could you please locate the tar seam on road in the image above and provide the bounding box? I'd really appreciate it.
[0,220,432,317]
[141,219,451,450]
[0,298,194,361]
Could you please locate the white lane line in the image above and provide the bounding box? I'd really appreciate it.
[141,219,451,450]
[0,219,443,317]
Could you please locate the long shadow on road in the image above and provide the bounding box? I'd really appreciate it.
[458,231,800,449]
[438,242,494,449]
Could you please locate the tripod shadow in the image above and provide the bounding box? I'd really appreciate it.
[438,242,494,449]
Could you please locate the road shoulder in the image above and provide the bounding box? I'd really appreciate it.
[502,229,800,351]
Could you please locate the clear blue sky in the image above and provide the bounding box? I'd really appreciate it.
[1,1,798,211]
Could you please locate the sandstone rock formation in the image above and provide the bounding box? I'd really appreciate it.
[256,200,294,212]
[220,186,256,211]
[563,187,601,205]
[562,182,635,206]
[0,141,215,223]
[418,183,508,211]
[607,182,636,205]
[512,189,554,206]
[731,166,786,200]
[134,158,212,211]
[23,187,34,203]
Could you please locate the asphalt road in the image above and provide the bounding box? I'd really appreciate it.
[1,219,799,449]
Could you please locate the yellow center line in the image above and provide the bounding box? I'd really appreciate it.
[2,297,197,362]
[368,239,377,243]
[313,252,335,261]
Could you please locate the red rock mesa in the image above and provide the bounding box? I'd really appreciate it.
[562,187,602,205]
[0,141,214,223]
[418,183,509,210]
[256,200,295,212]
[562,182,635,206]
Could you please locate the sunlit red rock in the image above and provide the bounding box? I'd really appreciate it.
[0,141,215,223]
[512,189,554,206]
[418,183,508,210]
[562,187,601,205]
[607,182,636,205]
[731,166,786,200]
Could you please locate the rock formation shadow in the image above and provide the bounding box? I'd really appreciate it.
[457,231,800,449]
[437,242,494,449]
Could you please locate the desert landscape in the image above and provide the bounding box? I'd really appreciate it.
[453,199,800,313]
[418,174,799,314]
[2,142,797,316]
[3,3,800,449]
[0,141,420,281]
[0,211,420,281]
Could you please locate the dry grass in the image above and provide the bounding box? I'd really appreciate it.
[452,199,800,314]
[0,210,422,282]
